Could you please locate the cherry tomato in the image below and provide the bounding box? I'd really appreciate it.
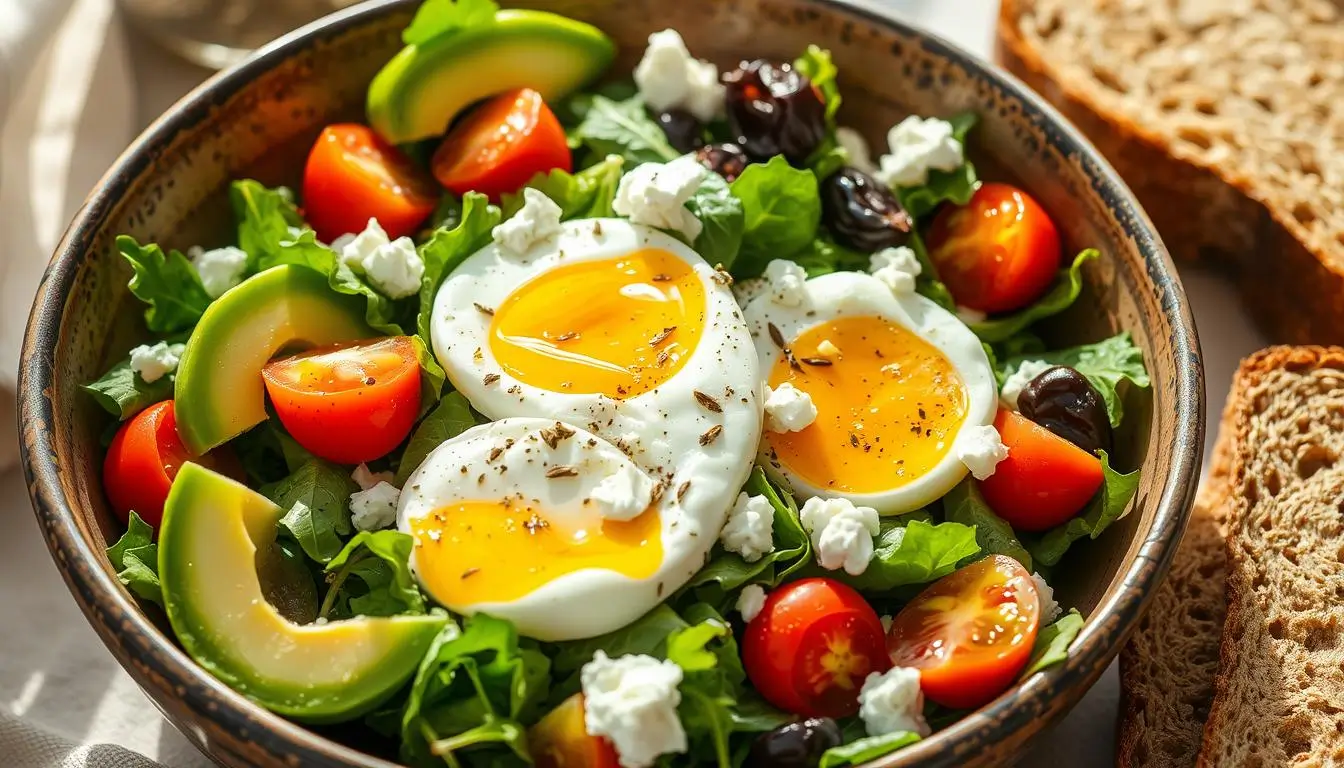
[980,409,1105,532]
[926,182,1061,314]
[261,336,421,464]
[431,88,571,202]
[528,694,620,768]
[302,124,438,244]
[886,554,1041,710]
[742,578,890,718]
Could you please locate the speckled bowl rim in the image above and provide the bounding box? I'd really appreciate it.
[19,1,1203,765]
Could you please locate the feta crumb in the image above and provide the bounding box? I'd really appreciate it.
[816,339,841,358]
[581,651,687,768]
[836,126,877,175]
[589,464,656,521]
[720,492,775,562]
[1000,359,1055,410]
[869,246,922,294]
[763,383,818,433]
[351,463,394,492]
[1033,571,1062,622]
[858,666,931,737]
[735,584,767,623]
[613,156,707,241]
[633,29,725,122]
[337,218,424,298]
[876,116,965,188]
[328,232,357,254]
[187,245,248,298]
[492,188,565,255]
[955,423,1010,480]
[763,259,809,307]
[128,341,185,384]
[799,497,880,576]
[350,481,400,532]
[955,305,987,324]
[337,218,389,270]
[880,614,894,633]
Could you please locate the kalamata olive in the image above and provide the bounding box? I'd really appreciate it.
[655,109,705,154]
[723,59,827,164]
[695,142,750,183]
[1018,366,1112,454]
[746,718,843,768]
[820,167,913,252]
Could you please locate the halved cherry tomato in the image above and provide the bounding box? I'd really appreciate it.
[431,88,571,202]
[886,554,1041,710]
[528,694,620,768]
[980,409,1105,532]
[262,336,421,464]
[926,182,1061,314]
[302,124,438,244]
[742,577,890,718]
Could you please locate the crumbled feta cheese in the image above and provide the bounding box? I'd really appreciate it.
[876,116,965,188]
[956,305,987,324]
[337,218,390,270]
[613,156,707,241]
[337,218,424,298]
[187,245,248,298]
[836,126,877,175]
[763,382,818,433]
[128,341,185,384]
[764,259,809,307]
[581,651,687,768]
[589,464,656,521]
[858,666,931,737]
[880,614,894,633]
[633,29,725,122]
[1033,571,1062,622]
[720,492,775,562]
[816,339,841,358]
[869,246,921,294]
[351,463,394,492]
[735,584,767,623]
[328,232,357,254]
[350,481,400,532]
[955,423,1010,480]
[1000,359,1055,410]
[799,497,880,576]
[492,188,565,255]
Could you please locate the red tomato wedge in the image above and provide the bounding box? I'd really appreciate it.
[431,88,571,202]
[302,124,438,244]
[528,694,620,768]
[742,578,890,718]
[262,336,421,465]
[886,555,1041,710]
[926,182,1061,314]
[980,409,1105,532]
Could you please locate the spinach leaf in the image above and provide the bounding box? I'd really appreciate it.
[265,459,355,563]
[687,171,746,270]
[819,731,922,767]
[417,192,502,342]
[1024,451,1141,567]
[322,531,424,619]
[836,518,980,592]
[117,236,213,333]
[968,250,1098,343]
[82,353,176,421]
[501,155,625,221]
[402,0,498,46]
[791,234,871,278]
[1022,609,1084,677]
[942,478,1033,571]
[1001,332,1150,427]
[106,511,162,605]
[729,156,821,276]
[894,112,979,221]
[396,392,479,485]
[571,95,679,165]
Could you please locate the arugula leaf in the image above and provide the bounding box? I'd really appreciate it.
[230,179,302,267]
[894,112,979,221]
[402,0,498,46]
[265,459,355,563]
[837,519,980,592]
[396,392,479,485]
[501,155,625,221]
[942,478,1033,571]
[106,511,162,605]
[904,229,957,310]
[1025,451,1141,567]
[82,354,175,421]
[571,95,679,165]
[687,171,746,270]
[417,192,502,343]
[1023,609,1084,677]
[819,731,922,767]
[1001,332,1150,427]
[322,531,424,619]
[969,250,1098,343]
[791,234,871,278]
[117,236,213,333]
[666,605,744,767]
[794,45,840,123]
[729,156,822,276]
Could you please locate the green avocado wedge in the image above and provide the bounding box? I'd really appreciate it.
[174,265,374,456]
[159,463,446,723]
[367,9,615,145]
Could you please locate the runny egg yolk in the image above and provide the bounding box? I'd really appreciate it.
[767,315,967,494]
[410,500,663,606]
[489,249,706,399]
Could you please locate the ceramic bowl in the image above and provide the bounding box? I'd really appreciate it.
[19,1,1204,765]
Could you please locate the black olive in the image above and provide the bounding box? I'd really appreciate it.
[695,142,751,183]
[655,109,705,154]
[723,59,827,164]
[1018,366,1112,454]
[746,718,843,768]
[820,167,913,252]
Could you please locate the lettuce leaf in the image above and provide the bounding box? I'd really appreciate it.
[501,155,624,221]
[82,352,177,421]
[836,518,980,592]
[1000,332,1150,427]
[1022,608,1084,677]
[106,511,162,605]
[402,0,498,46]
[941,477,1033,571]
[396,392,479,485]
[570,95,679,166]
[117,236,213,333]
[729,156,822,277]
[666,605,746,766]
[1024,451,1141,567]
[416,192,501,342]
[968,249,1098,343]
[322,531,424,619]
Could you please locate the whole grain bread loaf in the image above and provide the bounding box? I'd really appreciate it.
[997,0,1344,344]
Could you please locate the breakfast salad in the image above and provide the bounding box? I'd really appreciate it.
[90,1,1150,765]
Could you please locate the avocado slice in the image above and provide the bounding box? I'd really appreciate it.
[159,463,446,723]
[174,265,374,456]
[368,9,615,145]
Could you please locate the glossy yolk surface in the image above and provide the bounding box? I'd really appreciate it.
[410,500,663,605]
[767,315,967,494]
[489,249,705,398]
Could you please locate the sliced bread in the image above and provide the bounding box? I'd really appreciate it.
[997,0,1344,344]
